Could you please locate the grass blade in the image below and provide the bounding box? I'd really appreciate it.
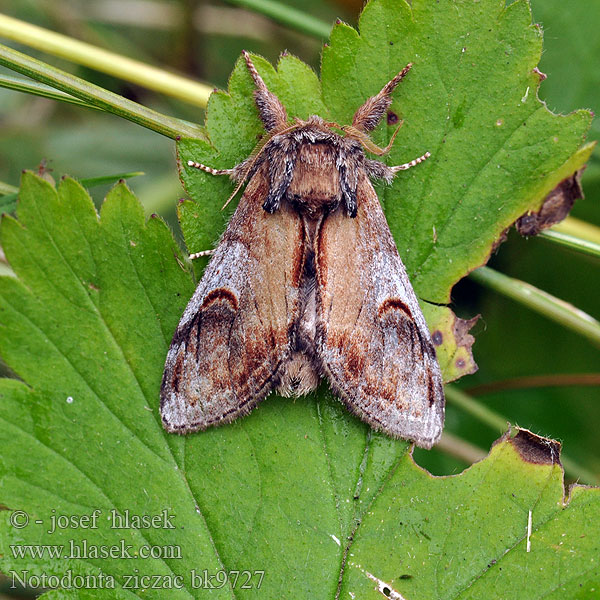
[0,13,212,107]
[0,43,206,140]
[222,0,332,38]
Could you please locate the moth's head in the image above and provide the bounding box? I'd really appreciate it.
[243,50,411,157]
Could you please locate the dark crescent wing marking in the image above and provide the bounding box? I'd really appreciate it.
[315,172,444,448]
[161,166,305,433]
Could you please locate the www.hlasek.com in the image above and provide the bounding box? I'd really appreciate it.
[9,569,265,591]
[10,538,182,560]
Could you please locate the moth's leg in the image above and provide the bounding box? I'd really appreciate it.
[186,160,235,176]
[189,249,215,260]
[364,159,395,182]
[389,151,431,173]
[364,150,431,182]
[187,156,252,183]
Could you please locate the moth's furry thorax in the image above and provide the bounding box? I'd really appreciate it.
[241,115,397,219]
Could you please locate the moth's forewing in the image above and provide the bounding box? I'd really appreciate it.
[315,173,444,448]
[160,165,305,433]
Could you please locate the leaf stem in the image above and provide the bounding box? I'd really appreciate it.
[466,373,600,396]
[437,431,486,465]
[445,385,508,433]
[221,0,332,38]
[0,43,206,140]
[552,215,600,244]
[0,13,212,107]
[539,229,600,259]
[0,181,18,195]
[469,266,600,347]
[539,216,600,259]
[79,172,145,188]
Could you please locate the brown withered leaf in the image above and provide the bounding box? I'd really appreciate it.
[493,426,562,467]
[516,169,585,236]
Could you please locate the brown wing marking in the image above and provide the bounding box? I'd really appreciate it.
[315,172,444,448]
[161,165,305,433]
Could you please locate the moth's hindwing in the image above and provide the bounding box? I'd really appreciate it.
[315,173,444,448]
[161,166,305,433]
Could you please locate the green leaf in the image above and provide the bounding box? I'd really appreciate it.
[0,193,17,215]
[1,0,598,598]
[339,429,600,600]
[176,0,592,380]
[1,175,598,598]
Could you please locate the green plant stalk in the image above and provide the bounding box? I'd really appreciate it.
[0,13,212,107]
[222,0,332,38]
[553,215,600,244]
[445,386,599,484]
[0,74,98,109]
[0,181,18,195]
[469,266,600,347]
[79,172,145,187]
[539,229,600,259]
[445,385,508,433]
[0,194,16,212]
[0,43,206,141]
[438,431,487,464]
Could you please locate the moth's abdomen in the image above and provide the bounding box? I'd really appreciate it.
[276,352,320,397]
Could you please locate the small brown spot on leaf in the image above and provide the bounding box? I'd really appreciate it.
[387,110,399,125]
[455,358,465,369]
[432,330,443,345]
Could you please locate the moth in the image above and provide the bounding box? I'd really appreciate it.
[161,52,445,448]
